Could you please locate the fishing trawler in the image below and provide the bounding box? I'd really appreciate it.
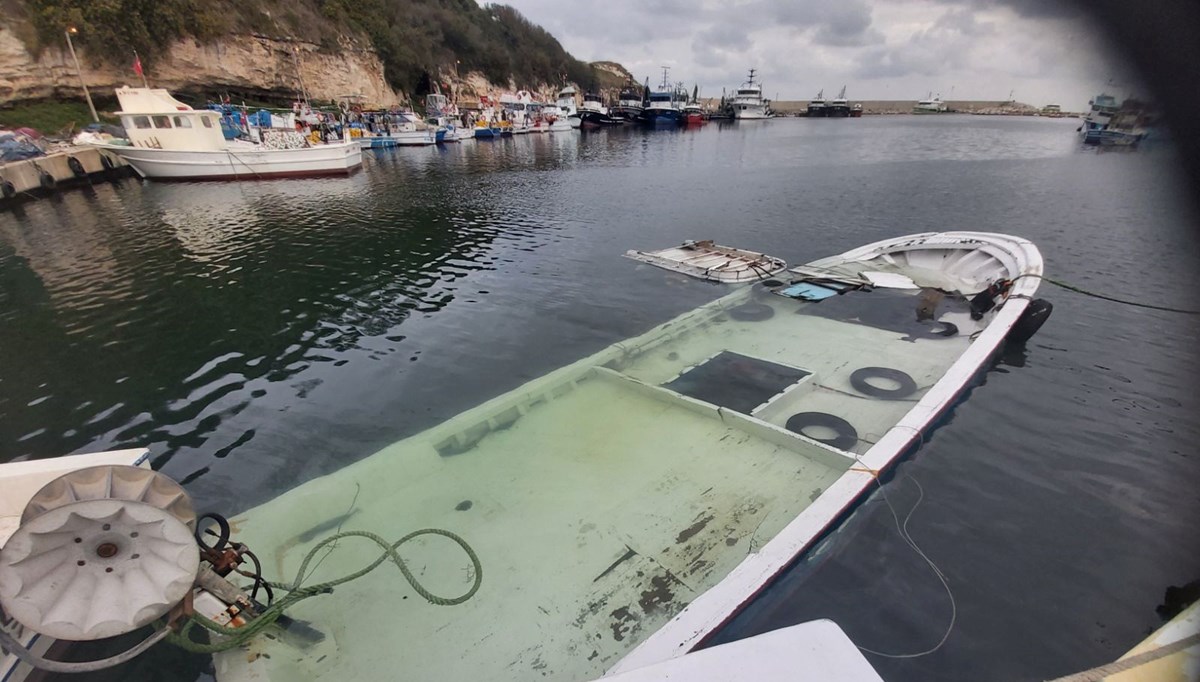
[826,87,851,118]
[611,80,646,123]
[913,93,948,114]
[807,90,827,117]
[643,68,683,126]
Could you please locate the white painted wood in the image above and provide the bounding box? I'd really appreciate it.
[598,620,884,681]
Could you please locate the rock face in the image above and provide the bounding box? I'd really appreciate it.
[0,24,401,107]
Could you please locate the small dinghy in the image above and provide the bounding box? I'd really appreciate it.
[625,240,788,283]
[0,233,1052,682]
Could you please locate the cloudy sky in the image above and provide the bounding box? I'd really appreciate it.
[495,0,1137,107]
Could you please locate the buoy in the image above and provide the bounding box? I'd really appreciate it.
[67,156,87,178]
[1009,298,1053,344]
[38,172,56,190]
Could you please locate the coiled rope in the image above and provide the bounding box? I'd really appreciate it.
[1013,274,1200,315]
[167,528,482,654]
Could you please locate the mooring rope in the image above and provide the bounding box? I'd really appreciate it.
[166,528,482,654]
[1013,274,1200,315]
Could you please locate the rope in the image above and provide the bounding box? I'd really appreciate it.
[167,528,481,654]
[1014,274,1200,315]
[1044,632,1200,682]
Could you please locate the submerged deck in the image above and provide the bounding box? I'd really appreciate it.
[218,282,985,681]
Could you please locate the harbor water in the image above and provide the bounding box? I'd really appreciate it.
[1,115,1198,681]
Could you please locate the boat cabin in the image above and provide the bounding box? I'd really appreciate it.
[114,87,225,151]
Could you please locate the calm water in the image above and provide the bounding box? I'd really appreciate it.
[2,116,1199,681]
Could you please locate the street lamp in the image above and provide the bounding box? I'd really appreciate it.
[64,26,99,123]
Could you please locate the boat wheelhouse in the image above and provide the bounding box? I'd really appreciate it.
[94,87,361,180]
[731,69,769,120]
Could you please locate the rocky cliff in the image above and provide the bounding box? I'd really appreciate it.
[0,24,401,107]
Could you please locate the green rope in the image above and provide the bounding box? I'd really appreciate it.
[1014,274,1200,315]
[167,528,482,654]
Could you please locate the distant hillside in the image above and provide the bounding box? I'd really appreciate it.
[16,0,596,96]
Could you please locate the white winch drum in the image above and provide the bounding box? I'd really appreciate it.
[20,464,196,531]
[0,498,200,641]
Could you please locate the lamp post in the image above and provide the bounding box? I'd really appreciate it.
[64,27,99,123]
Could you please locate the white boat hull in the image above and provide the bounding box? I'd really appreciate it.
[94,142,362,180]
[734,107,770,120]
[358,131,436,147]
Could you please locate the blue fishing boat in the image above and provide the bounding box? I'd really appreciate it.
[1079,93,1120,143]
[643,67,683,126]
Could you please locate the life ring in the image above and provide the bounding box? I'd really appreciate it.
[100,154,116,170]
[850,366,918,399]
[38,172,57,190]
[785,412,859,450]
[67,156,87,178]
[729,302,775,322]
[1,181,14,199]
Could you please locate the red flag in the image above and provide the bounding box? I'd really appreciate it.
[133,55,143,77]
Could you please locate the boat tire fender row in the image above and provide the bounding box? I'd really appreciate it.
[785,412,859,451]
[68,156,87,178]
[850,366,918,399]
[1009,298,1054,344]
[729,302,775,322]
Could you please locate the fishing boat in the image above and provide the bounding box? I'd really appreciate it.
[1079,93,1121,143]
[626,241,784,282]
[731,69,769,120]
[611,80,646,123]
[913,93,948,114]
[850,103,863,118]
[555,86,582,129]
[826,86,851,118]
[0,232,1051,682]
[425,91,472,143]
[807,90,827,117]
[87,88,361,180]
[576,92,622,128]
[355,111,438,147]
[643,67,683,126]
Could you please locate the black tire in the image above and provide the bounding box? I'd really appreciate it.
[100,154,116,170]
[785,412,859,450]
[921,320,959,338]
[1009,299,1053,344]
[850,366,918,399]
[1,181,14,199]
[729,302,775,322]
[760,279,784,288]
[38,172,56,190]
[67,156,87,178]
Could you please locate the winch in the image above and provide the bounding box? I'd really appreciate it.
[0,464,481,674]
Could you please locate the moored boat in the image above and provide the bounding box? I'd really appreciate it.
[850,103,863,117]
[611,80,646,123]
[354,110,438,147]
[826,86,851,118]
[577,92,622,128]
[643,67,683,126]
[88,88,361,180]
[807,90,827,117]
[913,92,948,114]
[1079,92,1121,143]
[731,69,769,120]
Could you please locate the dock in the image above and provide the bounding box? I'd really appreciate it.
[0,147,131,207]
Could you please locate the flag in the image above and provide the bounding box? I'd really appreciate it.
[133,55,143,77]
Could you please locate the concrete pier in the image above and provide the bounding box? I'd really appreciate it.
[0,147,131,206]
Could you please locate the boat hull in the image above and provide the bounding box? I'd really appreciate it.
[358,131,436,148]
[825,105,851,118]
[93,142,362,181]
[579,111,623,128]
[642,109,682,126]
[733,107,769,120]
[211,232,1043,682]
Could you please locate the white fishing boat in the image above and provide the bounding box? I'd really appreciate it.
[914,93,948,114]
[0,232,1052,682]
[625,240,787,283]
[356,111,438,147]
[88,88,361,180]
[556,85,582,129]
[731,69,769,120]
